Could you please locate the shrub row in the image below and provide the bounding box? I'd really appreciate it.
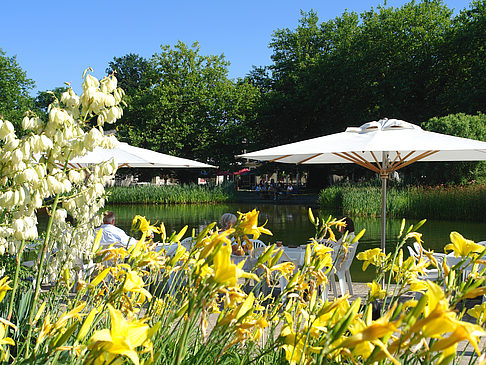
[319,184,486,221]
[106,183,236,204]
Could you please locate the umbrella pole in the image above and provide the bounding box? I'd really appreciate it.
[380,151,390,254]
[381,173,388,253]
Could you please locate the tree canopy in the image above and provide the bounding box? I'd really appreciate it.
[0,49,34,128]
[107,43,260,169]
[250,0,486,150]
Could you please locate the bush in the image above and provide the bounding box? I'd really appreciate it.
[107,183,236,204]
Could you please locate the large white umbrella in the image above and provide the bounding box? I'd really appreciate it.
[240,118,486,252]
[69,142,215,169]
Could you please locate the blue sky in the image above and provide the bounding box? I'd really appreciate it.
[1,0,472,95]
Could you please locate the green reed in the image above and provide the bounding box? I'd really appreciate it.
[319,184,486,221]
[107,183,236,204]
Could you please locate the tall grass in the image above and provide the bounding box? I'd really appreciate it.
[107,183,236,204]
[319,184,486,221]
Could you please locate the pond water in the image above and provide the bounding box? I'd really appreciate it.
[107,203,486,282]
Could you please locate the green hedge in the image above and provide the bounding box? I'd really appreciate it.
[107,183,236,204]
[319,184,486,221]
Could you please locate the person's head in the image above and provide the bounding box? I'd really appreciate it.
[103,211,116,225]
[220,213,237,230]
[339,216,354,234]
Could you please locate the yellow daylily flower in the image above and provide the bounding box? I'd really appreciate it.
[131,215,160,236]
[237,209,272,240]
[0,277,12,304]
[0,322,15,361]
[356,248,386,271]
[339,313,398,349]
[213,243,238,287]
[199,229,234,260]
[212,243,258,287]
[430,321,486,356]
[121,270,152,304]
[367,281,386,301]
[444,231,485,258]
[270,261,295,279]
[410,299,457,338]
[408,279,428,293]
[87,304,150,365]
[468,303,486,325]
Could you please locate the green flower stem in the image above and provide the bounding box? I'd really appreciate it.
[25,194,60,357]
[7,240,26,321]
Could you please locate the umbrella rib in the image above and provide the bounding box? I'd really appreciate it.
[390,152,402,166]
[333,152,381,173]
[270,155,292,163]
[352,151,381,171]
[370,151,382,170]
[389,151,415,170]
[392,150,439,171]
[297,153,323,164]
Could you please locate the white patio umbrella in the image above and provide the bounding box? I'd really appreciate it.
[69,142,215,169]
[240,118,486,252]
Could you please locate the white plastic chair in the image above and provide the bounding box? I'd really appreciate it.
[180,237,195,251]
[407,245,440,281]
[331,241,358,296]
[250,239,267,258]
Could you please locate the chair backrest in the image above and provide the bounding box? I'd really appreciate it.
[336,241,359,271]
[251,239,267,249]
[251,247,266,258]
[407,245,419,259]
[180,237,194,250]
[413,242,423,255]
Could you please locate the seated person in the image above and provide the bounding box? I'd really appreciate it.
[219,213,246,256]
[95,211,135,249]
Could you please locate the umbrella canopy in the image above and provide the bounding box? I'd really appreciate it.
[240,118,486,251]
[69,142,215,169]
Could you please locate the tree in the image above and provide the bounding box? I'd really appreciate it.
[114,42,260,169]
[34,86,68,115]
[409,113,486,184]
[0,49,34,128]
[106,53,154,95]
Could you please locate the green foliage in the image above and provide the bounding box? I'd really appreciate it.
[33,87,68,116]
[0,49,35,128]
[108,43,260,169]
[0,254,33,293]
[409,113,486,184]
[250,1,486,151]
[107,183,236,204]
[319,183,486,220]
